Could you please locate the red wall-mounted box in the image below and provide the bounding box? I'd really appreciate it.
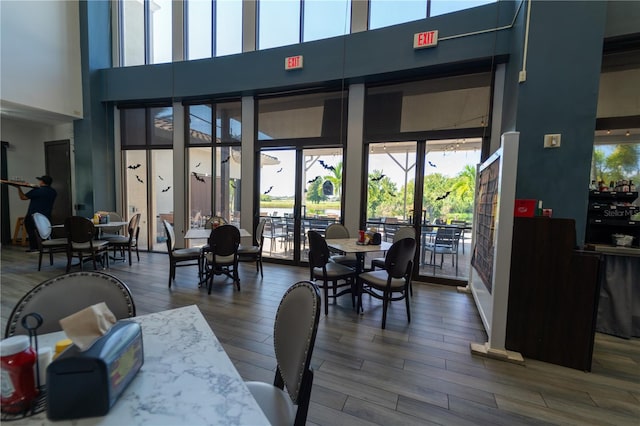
[514,199,537,217]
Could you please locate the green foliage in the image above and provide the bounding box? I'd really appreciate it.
[323,161,343,199]
[367,170,398,218]
[306,178,327,204]
[593,144,640,186]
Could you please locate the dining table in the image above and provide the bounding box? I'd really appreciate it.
[325,238,392,313]
[9,305,270,425]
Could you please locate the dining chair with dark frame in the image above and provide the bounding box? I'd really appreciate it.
[64,216,110,273]
[163,220,202,288]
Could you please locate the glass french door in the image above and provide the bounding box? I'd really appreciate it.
[123,149,174,252]
[259,147,344,264]
[365,139,481,283]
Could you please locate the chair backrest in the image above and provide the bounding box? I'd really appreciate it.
[5,271,136,337]
[255,218,267,246]
[32,212,52,240]
[435,227,460,248]
[163,220,176,252]
[65,216,95,244]
[273,281,321,415]
[394,226,416,242]
[384,238,417,278]
[127,213,141,240]
[101,212,123,234]
[209,225,240,256]
[307,230,330,268]
[325,223,349,239]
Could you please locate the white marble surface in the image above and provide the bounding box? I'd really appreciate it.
[13,305,269,425]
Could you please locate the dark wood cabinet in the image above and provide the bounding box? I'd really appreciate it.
[506,217,601,371]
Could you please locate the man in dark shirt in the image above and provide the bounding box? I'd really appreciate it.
[17,175,57,251]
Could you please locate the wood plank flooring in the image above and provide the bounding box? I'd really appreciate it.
[1,246,638,425]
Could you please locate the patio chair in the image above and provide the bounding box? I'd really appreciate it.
[422,227,463,275]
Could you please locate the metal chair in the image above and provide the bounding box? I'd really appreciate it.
[238,219,266,278]
[422,227,463,275]
[246,281,321,426]
[307,230,356,315]
[64,216,110,273]
[5,271,136,337]
[163,220,202,288]
[32,212,67,271]
[203,224,241,293]
[104,213,141,265]
[450,220,467,253]
[358,238,416,329]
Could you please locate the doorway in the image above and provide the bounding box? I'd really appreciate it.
[365,139,481,284]
[259,147,344,264]
[45,140,72,237]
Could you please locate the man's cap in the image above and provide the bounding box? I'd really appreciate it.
[36,175,53,185]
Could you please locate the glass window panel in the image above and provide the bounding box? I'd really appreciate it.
[124,150,148,249]
[188,146,212,247]
[121,108,146,147]
[369,0,426,30]
[150,107,173,146]
[365,73,491,135]
[258,92,345,140]
[430,0,496,17]
[187,0,212,60]
[188,105,213,146]
[121,0,145,66]
[152,149,173,252]
[216,146,241,225]
[258,0,300,50]
[303,0,350,42]
[216,101,242,143]
[149,0,172,64]
[216,0,242,57]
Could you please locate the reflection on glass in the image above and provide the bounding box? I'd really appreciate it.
[150,107,174,146]
[258,0,301,50]
[122,0,144,66]
[216,0,242,57]
[216,101,242,142]
[124,151,148,249]
[303,0,351,42]
[369,0,426,30]
[150,0,172,64]
[187,0,212,60]
[152,150,173,252]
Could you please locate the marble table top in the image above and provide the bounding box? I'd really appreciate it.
[12,305,269,425]
[326,237,392,254]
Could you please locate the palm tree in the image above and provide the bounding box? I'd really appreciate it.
[323,161,343,199]
[451,165,476,205]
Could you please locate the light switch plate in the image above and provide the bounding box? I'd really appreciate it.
[544,134,561,148]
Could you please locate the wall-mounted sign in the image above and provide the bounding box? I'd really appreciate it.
[285,55,303,70]
[413,30,438,49]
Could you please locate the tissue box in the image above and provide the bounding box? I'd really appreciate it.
[46,321,143,420]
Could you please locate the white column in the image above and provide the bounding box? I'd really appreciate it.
[350,0,369,33]
[172,0,185,62]
[173,102,186,246]
[242,0,257,52]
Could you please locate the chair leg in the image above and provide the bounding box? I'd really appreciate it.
[405,287,411,323]
[128,246,132,266]
[381,291,389,329]
[168,263,175,287]
[38,251,43,271]
[323,281,329,315]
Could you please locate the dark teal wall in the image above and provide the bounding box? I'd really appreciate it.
[511,1,607,245]
[101,2,517,102]
[75,0,114,216]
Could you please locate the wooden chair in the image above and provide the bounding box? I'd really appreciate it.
[307,230,356,315]
[104,213,141,265]
[32,212,67,271]
[5,271,136,337]
[324,223,358,267]
[203,224,241,293]
[246,281,321,426]
[238,219,266,278]
[65,216,110,273]
[163,220,202,288]
[359,238,416,329]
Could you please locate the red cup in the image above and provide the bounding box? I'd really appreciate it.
[358,230,365,243]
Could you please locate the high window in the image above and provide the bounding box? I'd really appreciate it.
[120,0,172,65]
[186,0,242,60]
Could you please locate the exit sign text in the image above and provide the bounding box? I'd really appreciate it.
[285,55,304,70]
[413,30,438,49]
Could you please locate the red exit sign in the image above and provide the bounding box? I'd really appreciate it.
[413,30,438,49]
[285,55,304,70]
